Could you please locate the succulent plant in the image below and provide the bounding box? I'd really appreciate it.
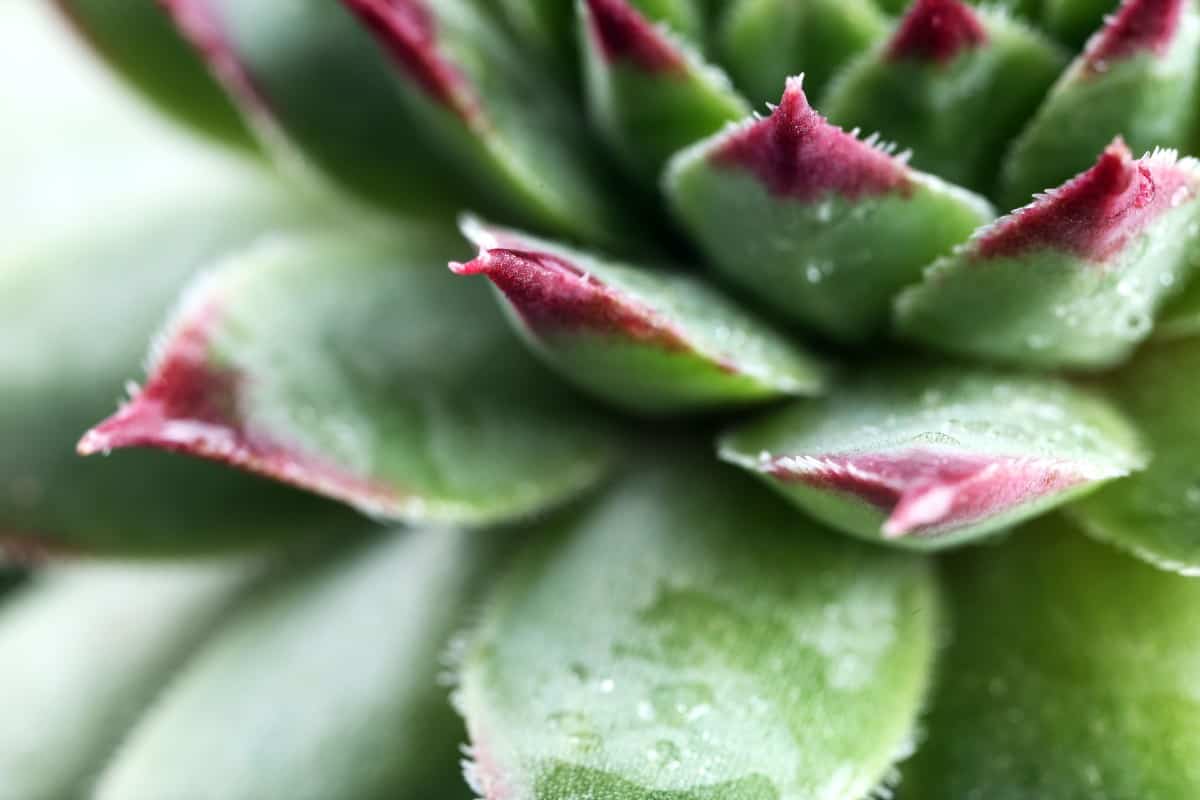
[8,0,1200,796]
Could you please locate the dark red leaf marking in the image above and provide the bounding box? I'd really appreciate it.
[976,139,1197,262]
[712,77,911,201]
[450,247,692,353]
[1083,0,1185,75]
[887,0,987,64]
[78,302,400,516]
[159,0,271,113]
[762,449,1090,537]
[583,0,685,73]
[340,0,479,122]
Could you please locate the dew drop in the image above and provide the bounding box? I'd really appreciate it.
[651,682,715,726]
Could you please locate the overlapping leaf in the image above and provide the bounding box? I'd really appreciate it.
[822,0,1066,194]
[458,450,939,800]
[80,225,620,526]
[998,0,1200,208]
[96,527,494,800]
[452,217,827,413]
[904,517,1200,798]
[667,76,992,342]
[720,366,1143,548]
[897,141,1200,368]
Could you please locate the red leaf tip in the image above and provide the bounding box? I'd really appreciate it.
[1084,0,1186,73]
[583,0,685,73]
[887,0,987,64]
[760,450,1091,538]
[340,0,479,121]
[978,138,1198,261]
[712,76,911,201]
[159,0,270,113]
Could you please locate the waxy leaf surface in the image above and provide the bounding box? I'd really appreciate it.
[667,77,992,342]
[579,0,748,184]
[897,141,1200,369]
[452,218,827,413]
[81,227,620,526]
[903,518,1200,799]
[459,451,939,800]
[97,527,492,800]
[1069,338,1200,574]
[822,0,1066,194]
[718,0,888,103]
[720,366,1144,548]
[161,0,639,246]
[998,0,1200,208]
[52,0,254,149]
[1,5,359,556]
[0,558,260,800]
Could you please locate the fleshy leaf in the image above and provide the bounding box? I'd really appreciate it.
[718,0,888,103]
[80,227,620,526]
[1068,338,1200,574]
[719,366,1144,549]
[96,527,492,800]
[579,0,748,183]
[0,557,261,800]
[451,217,827,413]
[897,141,1200,369]
[1,4,360,556]
[1042,0,1121,45]
[666,76,993,342]
[159,0,639,246]
[822,0,1066,194]
[458,450,939,800]
[998,0,1200,208]
[1154,268,1200,341]
[52,0,254,149]
[903,517,1200,798]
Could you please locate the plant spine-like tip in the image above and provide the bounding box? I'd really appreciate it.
[77,305,397,515]
[758,450,1092,538]
[976,138,1197,261]
[886,0,987,64]
[450,247,689,351]
[1083,0,1185,74]
[712,76,911,200]
[340,0,479,121]
[158,0,270,112]
[583,0,685,72]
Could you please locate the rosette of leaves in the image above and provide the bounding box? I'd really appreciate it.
[7,0,1200,796]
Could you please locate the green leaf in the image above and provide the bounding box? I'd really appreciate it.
[161,0,641,246]
[998,0,1200,209]
[579,0,748,184]
[719,366,1144,549]
[902,516,1200,799]
[0,557,261,800]
[1069,338,1200,575]
[821,0,1066,195]
[1041,0,1118,45]
[52,0,255,149]
[458,450,939,800]
[717,0,888,103]
[80,226,621,526]
[666,77,992,342]
[452,217,827,413]
[96,527,492,800]
[896,141,1200,369]
[0,4,359,556]
[1154,268,1200,341]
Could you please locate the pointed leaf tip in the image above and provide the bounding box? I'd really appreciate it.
[454,219,827,412]
[711,76,911,200]
[977,138,1197,262]
[583,0,684,72]
[886,0,987,64]
[1084,0,1186,72]
[339,0,478,121]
